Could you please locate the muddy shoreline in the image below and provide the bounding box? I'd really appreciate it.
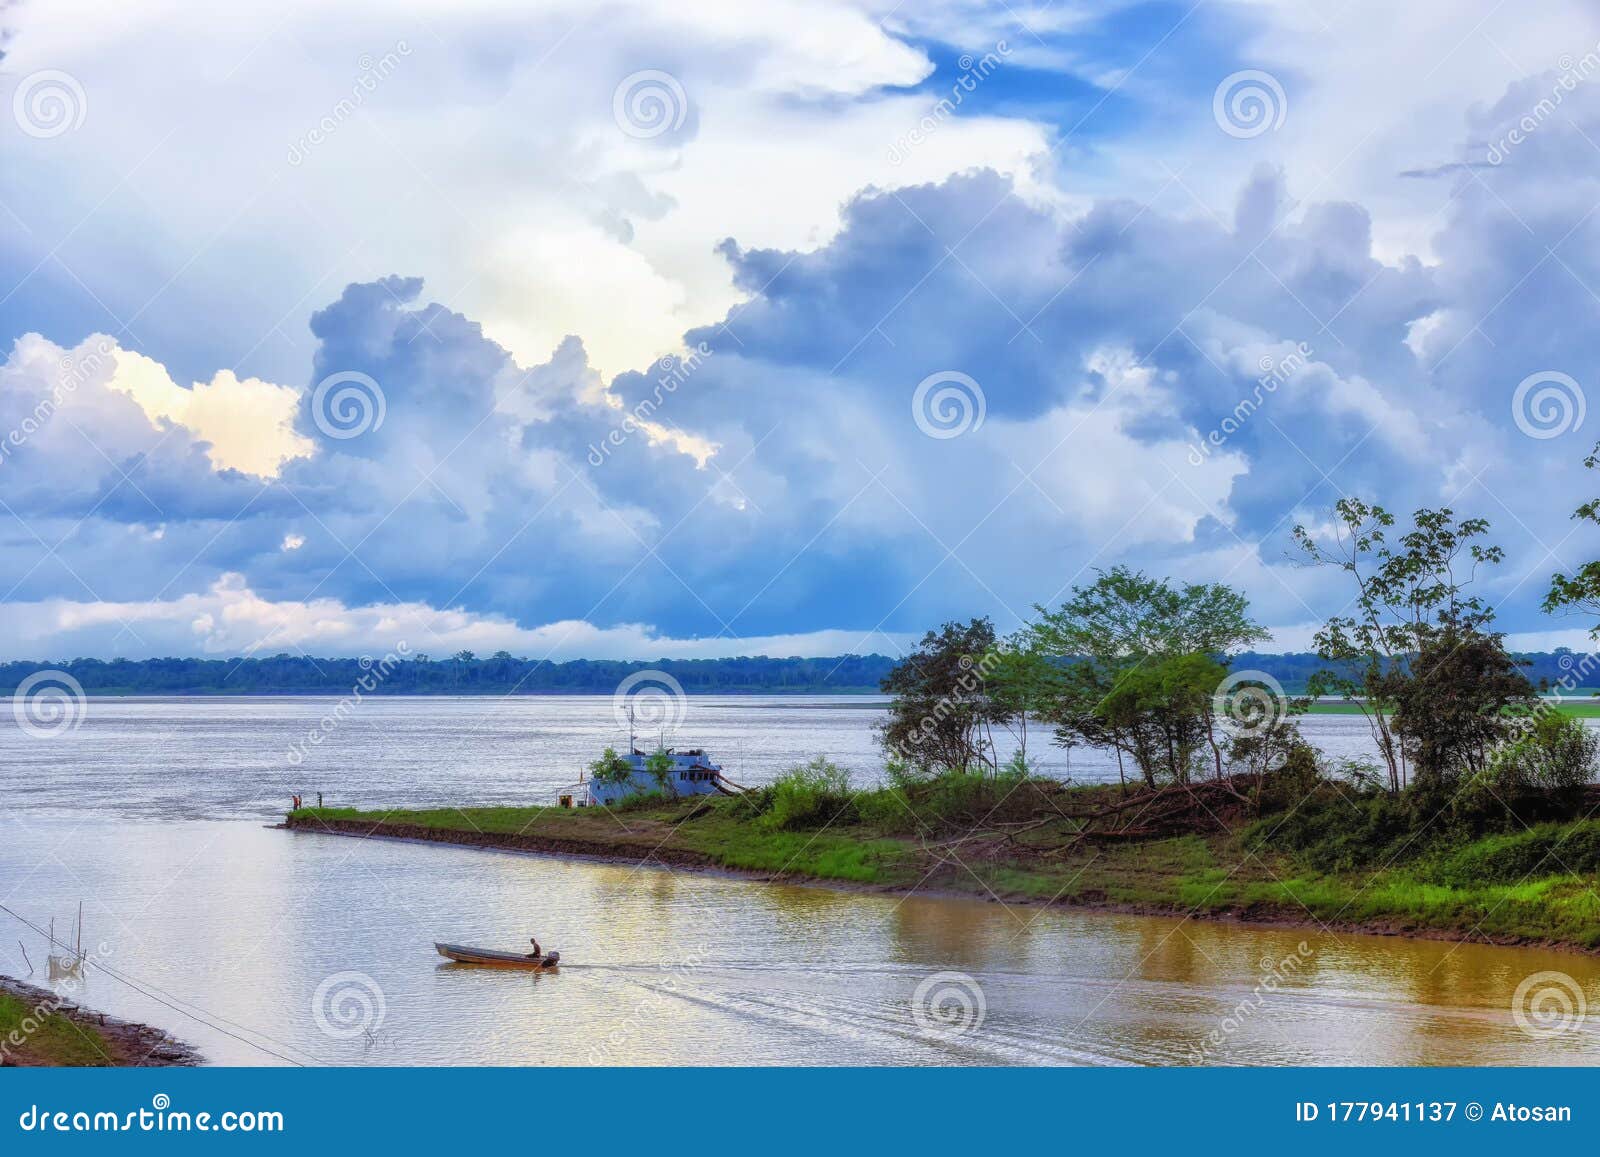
[282,816,1600,958]
[0,974,201,1067]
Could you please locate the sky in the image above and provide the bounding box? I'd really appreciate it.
[3,0,1600,661]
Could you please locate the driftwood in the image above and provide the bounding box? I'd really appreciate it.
[945,773,1269,858]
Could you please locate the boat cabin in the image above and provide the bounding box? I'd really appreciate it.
[583,748,726,806]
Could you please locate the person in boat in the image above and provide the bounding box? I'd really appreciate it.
[527,937,541,959]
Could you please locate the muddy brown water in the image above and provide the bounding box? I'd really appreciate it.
[3,817,1598,1066]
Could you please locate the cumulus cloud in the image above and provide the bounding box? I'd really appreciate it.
[7,4,1600,658]
[105,349,311,476]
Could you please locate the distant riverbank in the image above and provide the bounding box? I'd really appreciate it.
[285,778,1600,955]
[6,651,1597,700]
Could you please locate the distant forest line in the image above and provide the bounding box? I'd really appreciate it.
[0,650,1596,696]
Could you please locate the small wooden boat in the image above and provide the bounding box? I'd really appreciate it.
[434,942,561,969]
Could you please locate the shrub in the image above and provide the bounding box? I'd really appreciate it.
[1427,821,1600,887]
[758,757,854,831]
[1253,741,1325,813]
[855,786,918,832]
[1245,787,1416,872]
[1487,712,1600,792]
[612,788,671,812]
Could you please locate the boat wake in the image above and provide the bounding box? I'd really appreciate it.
[593,966,1140,1066]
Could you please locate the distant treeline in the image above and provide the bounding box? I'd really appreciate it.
[0,652,899,695]
[0,649,1594,697]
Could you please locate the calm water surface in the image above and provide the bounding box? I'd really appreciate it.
[2,697,1599,1066]
[2,695,1399,819]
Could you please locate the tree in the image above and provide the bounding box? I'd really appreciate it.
[1386,628,1535,786]
[1293,500,1506,792]
[878,618,1003,775]
[1028,566,1267,665]
[1094,652,1228,786]
[1027,568,1270,787]
[588,747,634,786]
[985,638,1064,771]
[644,747,676,794]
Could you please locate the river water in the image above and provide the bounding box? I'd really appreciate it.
[2,694,1397,819]
[3,696,1599,1066]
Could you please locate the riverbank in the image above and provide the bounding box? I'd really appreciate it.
[0,975,199,1067]
[285,782,1600,954]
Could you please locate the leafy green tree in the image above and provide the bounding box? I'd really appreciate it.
[1097,652,1228,786]
[985,638,1064,770]
[1293,500,1507,792]
[1028,565,1267,663]
[1026,568,1268,787]
[878,618,1003,775]
[1386,629,1535,786]
[644,747,676,794]
[588,747,634,786]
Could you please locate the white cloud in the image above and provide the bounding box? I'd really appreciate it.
[0,573,910,660]
[0,0,1050,382]
[105,348,311,477]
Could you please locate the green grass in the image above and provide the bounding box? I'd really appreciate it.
[0,993,114,1066]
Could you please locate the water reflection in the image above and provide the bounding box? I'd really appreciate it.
[3,817,1598,1067]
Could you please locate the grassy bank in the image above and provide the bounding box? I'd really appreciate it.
[0,977,199,1066]
[286,772,1600,953]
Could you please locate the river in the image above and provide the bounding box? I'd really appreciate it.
[2,694,1401,819]
[2,696,1599,1066]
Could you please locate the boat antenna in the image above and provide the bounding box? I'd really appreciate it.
[628,703,635,753]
